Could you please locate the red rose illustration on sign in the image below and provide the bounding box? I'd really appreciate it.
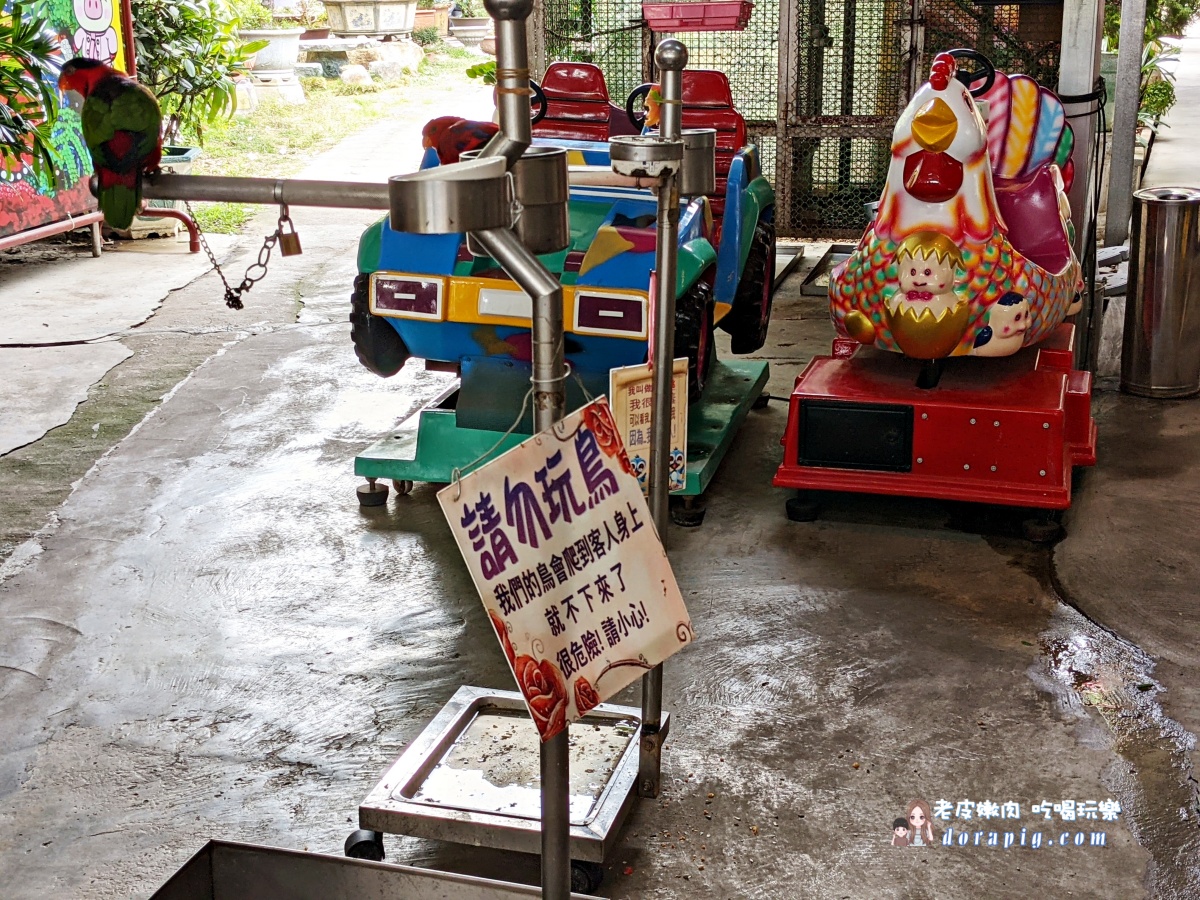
[488,610,515,665]
[573,676,600,715]
[513,654,568,740]
[583,401,634,476]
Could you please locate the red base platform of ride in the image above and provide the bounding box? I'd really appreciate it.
[773,324,1097,510]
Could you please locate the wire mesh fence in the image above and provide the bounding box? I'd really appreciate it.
[923,1,1063,88]
[536,0,1063,237]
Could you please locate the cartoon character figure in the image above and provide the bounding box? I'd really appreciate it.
[881,231,971,359]
[668,446,685,491]
[630,454,648,486]
[971,291,1031,357]
[891,817,910,847]
[906,799,937,847]
[72,0,118,65]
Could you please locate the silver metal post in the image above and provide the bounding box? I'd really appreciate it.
[479,0,534,168]
[142,173,391,208]
[1103,0,1148,246]
[473,3,569,892]
[639,38,687,801]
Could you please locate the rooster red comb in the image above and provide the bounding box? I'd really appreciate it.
[929,52,956,91]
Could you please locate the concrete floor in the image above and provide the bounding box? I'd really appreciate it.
[2,100,1199,900]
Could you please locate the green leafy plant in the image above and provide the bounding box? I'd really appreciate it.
[456,0,486,18]
[227,0,275,29]
[465,59,496,84]
[412,25,440,45]
[1138,40,1178,125]
[1,3,61,181]
[132,0,266,144]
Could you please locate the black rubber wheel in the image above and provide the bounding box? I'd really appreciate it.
[947,48,996,97]
[1022,514,1065,545]
[751,391,770,410]
[785,495,821,522]
[529,79,548,124]
[625,82,654,128]
[344,829,385,861]
[674,277,715,401]
[350,273,410,378]
[392,479,414,496]
[571,861,605,893]
[720,217,777,354]
[670,498,707,528]
[357,480,389,507]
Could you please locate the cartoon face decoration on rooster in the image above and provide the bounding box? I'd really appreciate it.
[832,51,1082,360]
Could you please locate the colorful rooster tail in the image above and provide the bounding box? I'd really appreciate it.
[981,72,1075,191]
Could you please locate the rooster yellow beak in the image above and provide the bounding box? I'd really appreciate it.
[911,98,957,152]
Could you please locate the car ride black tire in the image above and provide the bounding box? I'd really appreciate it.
[350,273,410,378]
[673,276,715,400]
[720,218,776,354]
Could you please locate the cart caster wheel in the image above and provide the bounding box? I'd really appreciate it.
[1021,514,1064,545]
[785,495,820,522]
[357,479,389,507]
[344,829,385,861]
[670,497,706,528]
[571,860,604,892]
[752,391,770,410]
[392,479,413,497]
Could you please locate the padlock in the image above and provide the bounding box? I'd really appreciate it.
[277,206,302,257]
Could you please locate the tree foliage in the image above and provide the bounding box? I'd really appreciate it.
[131,0,265,144]
[1105,0,1200,48]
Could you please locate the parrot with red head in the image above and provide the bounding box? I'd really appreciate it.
[58,57,162,230]
[421,116,499,165]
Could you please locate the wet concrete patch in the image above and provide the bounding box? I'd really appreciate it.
[0,343,133,455]
[1037,603,1200,899]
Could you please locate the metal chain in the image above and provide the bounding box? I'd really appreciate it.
[184,200,280,311]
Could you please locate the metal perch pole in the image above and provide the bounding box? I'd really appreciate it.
[640,38,688,801]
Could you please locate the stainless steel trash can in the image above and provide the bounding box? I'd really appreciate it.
[1121,186,1200,398]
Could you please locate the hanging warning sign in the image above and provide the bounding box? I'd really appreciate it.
[438,398,694,742]
[609,359,688,495]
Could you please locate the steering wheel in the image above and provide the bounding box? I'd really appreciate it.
[625,83,654,129]
[947,48,996,98]
[528,79,547,125]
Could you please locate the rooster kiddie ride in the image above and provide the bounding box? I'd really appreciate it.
[351,63,775,514]
[773,50,1096,537]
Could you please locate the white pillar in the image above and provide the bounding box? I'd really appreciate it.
[1058,0,1104,255]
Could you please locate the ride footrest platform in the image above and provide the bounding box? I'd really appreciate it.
[355,359,769,497]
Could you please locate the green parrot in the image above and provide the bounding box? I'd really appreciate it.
[58,57,162,230]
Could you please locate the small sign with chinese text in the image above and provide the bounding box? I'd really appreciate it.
[438,399,694,742]
[609,359,688,494]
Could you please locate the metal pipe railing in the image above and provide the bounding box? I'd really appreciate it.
[142,174,391,209]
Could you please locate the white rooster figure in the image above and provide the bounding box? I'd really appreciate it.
[832,51,1082,360]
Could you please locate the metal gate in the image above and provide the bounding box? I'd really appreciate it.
[537,0,1062,238]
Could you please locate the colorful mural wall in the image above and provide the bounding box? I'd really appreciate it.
[0,0,132,240]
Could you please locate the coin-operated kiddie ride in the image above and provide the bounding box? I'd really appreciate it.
[773,50,1097,535]
[349,63,775,522]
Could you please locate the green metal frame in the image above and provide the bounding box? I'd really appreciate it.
[355,360,769,497]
